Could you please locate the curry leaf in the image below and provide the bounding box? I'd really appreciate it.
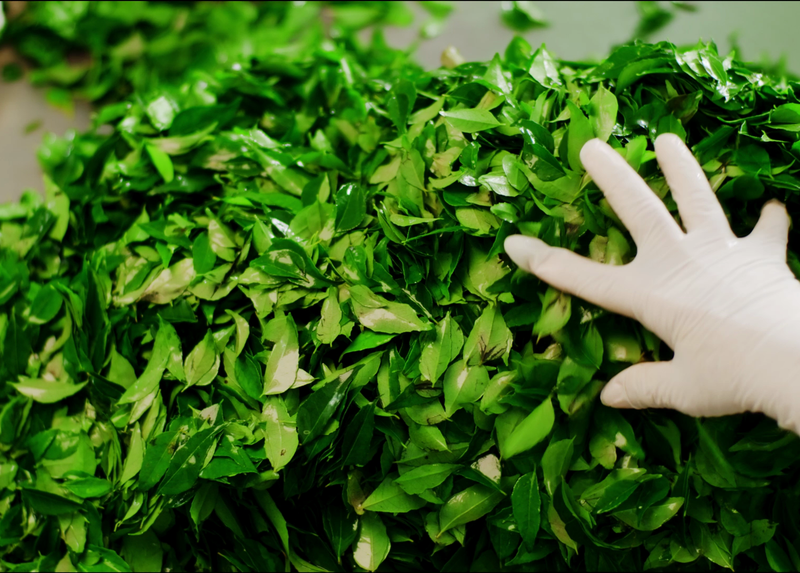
[158,426,222,496]
[262,396,299,472]
[263,315,299,395]
[420,313,464,385]
[2,4,800,571]
[341,401,376,466]
[353,513,391,572]
[439,484,504,534]
[511,471,541,551]
[335,183,367,233]
[349,285,430,333]
[440,109,503,133]
[361,475,427,513]
[500,398,555,459]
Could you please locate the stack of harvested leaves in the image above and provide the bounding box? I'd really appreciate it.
[1,2,800,572]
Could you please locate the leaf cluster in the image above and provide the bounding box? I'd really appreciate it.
[1,2,800,573]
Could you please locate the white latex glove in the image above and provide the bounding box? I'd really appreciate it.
[505,133,800,435]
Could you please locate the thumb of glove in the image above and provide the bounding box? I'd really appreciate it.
[601,361,682,411]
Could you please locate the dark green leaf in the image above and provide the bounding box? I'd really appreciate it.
[158,426,222,496]
[341,401,376,466]
[511,471,541,551]
[335,183,367,233]
[297,377,350,444]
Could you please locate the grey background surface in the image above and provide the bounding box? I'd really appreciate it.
[1,1,798,203]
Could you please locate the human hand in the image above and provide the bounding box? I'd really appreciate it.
[504,134,800,434]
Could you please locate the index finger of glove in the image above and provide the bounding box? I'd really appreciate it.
[504,235,639,319]
[581,139,683,246]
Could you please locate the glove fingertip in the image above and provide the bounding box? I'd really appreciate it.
[504,234,546,272]
[579,138,606,164]
[600,381,631,408]
[654,132,683,151]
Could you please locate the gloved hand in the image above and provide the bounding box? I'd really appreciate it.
[505,133,800,435]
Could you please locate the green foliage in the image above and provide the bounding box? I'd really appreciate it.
[632,1,697,40]
[1,2,800,572]
[500,1,548,33]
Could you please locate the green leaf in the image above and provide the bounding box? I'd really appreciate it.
[501,1,547,32]
[27,283,62,325]
[146,95,176,131]
[463,304,512,366]
[343,331,397,357]
[420,313,464,385]
[109,345,137,389]
[137,429,180,492]
[409,422,449,452]
[253,490,292,572]
[120,424,145,485]
[192,232,216,275]
[10,379,87,404]
[297,376,350,444]
[317,287,343,345]
[443,360,489,416]
[234,353,263,401]
[589,84,618,143]
[566,100,594,172]
[440,109,502,133]
[63,477,112,498]
[388,79,416,132]
[409,96,445,124]
[262,396,299,471]
[511,471,541,551]
[22,488,83,515]
[122,530,163,573]
[185,329,220,388]
[529,45,561,87]
[263,315,299,395]
[594,406,645,459]
[190,482,218,530]
[439,484,504,535]
[250,239,331,288]
[541,438,574,496]
[158,426,221,496]
[341,401,376,467]
[615,497,684,531]
[349,285,429,334]
[581,468,647,513]
[225,309,250,357]
[335,183,367,233]
[139,258,196,305]
[692,520,734,570]
[766,539,793,573]
[395,464,459,495]
[731,519,776,556]
[533,287,571,337]
[323,504,359,564]
[361,475,427,513]
[455,208,502,234]
[353,513,391,572]
[695,419,737,488]
[500,398,555,459]
[146,144,175,183]
[483,53,511,94]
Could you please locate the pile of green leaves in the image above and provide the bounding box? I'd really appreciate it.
[0,1,426,105]
[2,2,800,572]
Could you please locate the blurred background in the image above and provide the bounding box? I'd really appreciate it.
[1,0,799,202]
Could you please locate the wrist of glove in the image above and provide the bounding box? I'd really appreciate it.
[505,134,800,434]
